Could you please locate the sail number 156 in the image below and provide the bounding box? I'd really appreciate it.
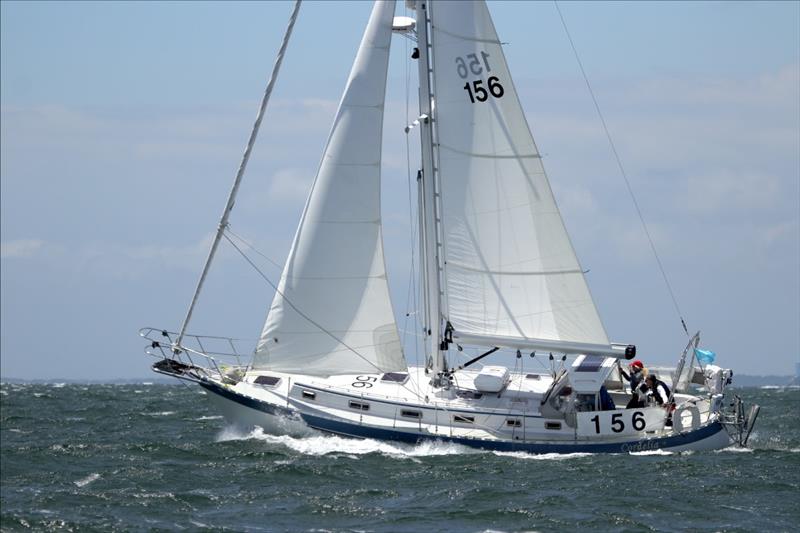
[590,411,646,434]
[456,51,505,104]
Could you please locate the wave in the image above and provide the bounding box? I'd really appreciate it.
[627,449,674,456]
[74,473,100,487]
[215,426,480,459]
[716,446,754,453]
[492,451,594,461]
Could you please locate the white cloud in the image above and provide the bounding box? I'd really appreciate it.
[0,239,44,258]
[266,168,314,205]
[0,235,217,280]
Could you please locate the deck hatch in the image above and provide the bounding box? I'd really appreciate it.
[381,372,409,384]
[254,375,281,387]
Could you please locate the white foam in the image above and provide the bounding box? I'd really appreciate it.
[195,415,224,421]
[628,449,673,456]
[74,473,100,487]
[216,426,480,458]
[493,451,593,461]
[52,383,66,388]
[144,411,175,417]
[717,446,753,453]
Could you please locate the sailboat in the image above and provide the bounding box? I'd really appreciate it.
[141,0,759,453]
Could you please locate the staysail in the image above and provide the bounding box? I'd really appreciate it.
[429,1,611,352]
[253,0,405,376]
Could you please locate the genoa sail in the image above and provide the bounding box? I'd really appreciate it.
[429,1,610,351]
[253,0,406,376]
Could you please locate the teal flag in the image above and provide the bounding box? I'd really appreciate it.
[695,348,716,364]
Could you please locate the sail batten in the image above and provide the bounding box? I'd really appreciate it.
[253,0,404,377]
[430,1,609,348]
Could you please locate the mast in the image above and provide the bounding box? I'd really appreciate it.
[413,1,446,380]
[174,0,302,351]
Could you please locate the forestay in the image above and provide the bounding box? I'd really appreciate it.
[254,0,406,376]
[430,1,610,350]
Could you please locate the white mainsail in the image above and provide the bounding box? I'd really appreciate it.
[429,1,611,351]
[253,0,405,376]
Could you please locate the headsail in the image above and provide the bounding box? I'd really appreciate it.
[429,1,611,352]
[253,0,405,376]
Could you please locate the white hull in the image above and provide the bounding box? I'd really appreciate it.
[195,366,735,454]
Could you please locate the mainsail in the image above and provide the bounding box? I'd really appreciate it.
[429,1,611,352]
[253,0,405,376]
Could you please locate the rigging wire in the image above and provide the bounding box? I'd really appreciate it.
[175,0,303,349]
[553,1,690,338]
[222,230,434,404]
[225,225,284,270]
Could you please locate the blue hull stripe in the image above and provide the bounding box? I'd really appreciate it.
[200,380,725,453]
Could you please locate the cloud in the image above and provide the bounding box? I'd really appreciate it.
[0,239,44,258]
[267,168,314,204]
[0,235,217,280]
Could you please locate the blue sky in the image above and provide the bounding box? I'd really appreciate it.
[2,0,798,379]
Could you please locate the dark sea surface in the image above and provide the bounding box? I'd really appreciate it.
[1,383,798,532]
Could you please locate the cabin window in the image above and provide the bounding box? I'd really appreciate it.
[525,374,542,380]
[301,390,316,401]
[401,409,422,419]
[349,400,370,411]
[453,415,475,424]
[254,375,280,387]
[381,372,408,384]
[545,421,562,430]
[456,390,483,400]
[506,419,522,428]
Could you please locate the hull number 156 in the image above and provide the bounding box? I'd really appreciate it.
[589,411,646,434]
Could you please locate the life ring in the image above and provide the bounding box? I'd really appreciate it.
[673,403,701,432]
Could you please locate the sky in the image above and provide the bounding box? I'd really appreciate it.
[1,0,798,380]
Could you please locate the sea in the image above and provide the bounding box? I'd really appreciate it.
[1,383,798,532]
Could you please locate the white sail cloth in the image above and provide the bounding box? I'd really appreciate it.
[430,1,610,348]
[253,0,406,376]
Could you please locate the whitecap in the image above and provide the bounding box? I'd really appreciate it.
[144,411,176,417]
[217,427,480,458]
[493,451,593,461]
[74,473,100,487]
[195,415,223,421]
[52,383,66,388]
[628,449,673,456]
[717,446,753,453]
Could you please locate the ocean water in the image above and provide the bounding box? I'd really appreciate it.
[1,383,798,532]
